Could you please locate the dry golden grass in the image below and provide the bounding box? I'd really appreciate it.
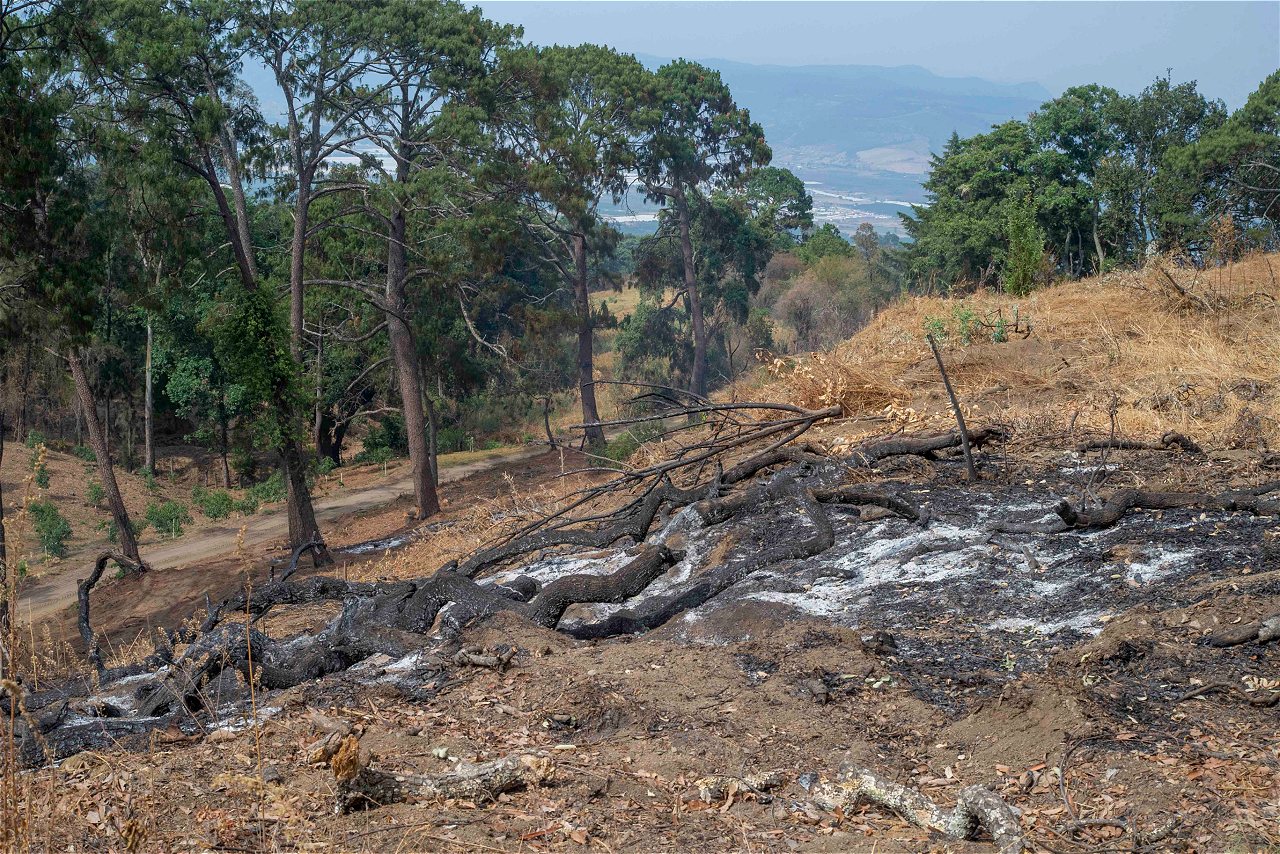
[758,253,1280,451]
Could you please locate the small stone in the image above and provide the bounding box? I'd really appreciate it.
[261,765,283,784]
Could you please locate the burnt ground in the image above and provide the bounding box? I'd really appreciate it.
[12,446,1280,852]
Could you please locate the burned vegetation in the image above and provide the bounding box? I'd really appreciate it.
[8,385,1280,852]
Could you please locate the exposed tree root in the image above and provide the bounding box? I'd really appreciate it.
[1174,680,1280,707]
[807,763,1024,853]
[690,770,786,802]
[329,732,554,814]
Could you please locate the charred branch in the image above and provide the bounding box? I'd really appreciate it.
[1076,431,1204,455]
[1055,484,1280,530]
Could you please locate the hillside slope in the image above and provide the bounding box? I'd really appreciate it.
[767,253,1280,454]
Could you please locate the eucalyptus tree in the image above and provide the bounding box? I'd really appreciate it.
[94,0,330,562]
[500,43,649,446]
[239,0,389,358]
[636,60,769,396]
[634,186,774,386]
[328,0,517,519]
[1105,75,1226,257]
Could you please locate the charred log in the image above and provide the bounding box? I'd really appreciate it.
[1077,431,1204,455]
[849,426,1006,467]
[1055,484,1280,530]
[567,485,835,640]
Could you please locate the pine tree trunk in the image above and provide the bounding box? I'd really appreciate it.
[386,204,439,519]
[289,175,310,359]
[144,318,155,473]
[312,327,324,451]
[574,233,605,447]
[69,351,142,568]
[676,192,707,398]
[424,390,439,487]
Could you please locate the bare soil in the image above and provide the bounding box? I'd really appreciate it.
[11,442,542,626]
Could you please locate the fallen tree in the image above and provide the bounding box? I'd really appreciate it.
[34,401,1006,765]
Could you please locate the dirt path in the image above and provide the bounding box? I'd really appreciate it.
[14,444,550,625]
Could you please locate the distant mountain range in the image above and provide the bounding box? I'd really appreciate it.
[686,59,1050,175]
[615,56,1052,233]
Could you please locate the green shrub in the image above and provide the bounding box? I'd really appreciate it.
[86,480,104,506]
[951,305,978,344]
[145,500,193,538]
[191,485,236,520]
[33,462,49,489]
[992,316,1010,344]
[235,495,260,516]
[28,500,71,557]
[230,447,257,483]
[435,426,469,454]
[98,516,146,544]
[244,470,286,506]
[352,445,394,465]
[923,316,947,341]
[362,415,408,456]
[71,444,96,462]
[316,456,338,476]
[23,430,45,450]
[1002,192,1044,297]
[599,422,664,467]
[141,468,158,494]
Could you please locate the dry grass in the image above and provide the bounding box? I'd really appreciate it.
[757,253,1280,451]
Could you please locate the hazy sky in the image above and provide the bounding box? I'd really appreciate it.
[479,1,1279,108]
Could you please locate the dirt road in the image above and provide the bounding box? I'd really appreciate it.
[15,444,550,624]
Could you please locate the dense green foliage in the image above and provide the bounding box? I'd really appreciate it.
[901,74,1276,291]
